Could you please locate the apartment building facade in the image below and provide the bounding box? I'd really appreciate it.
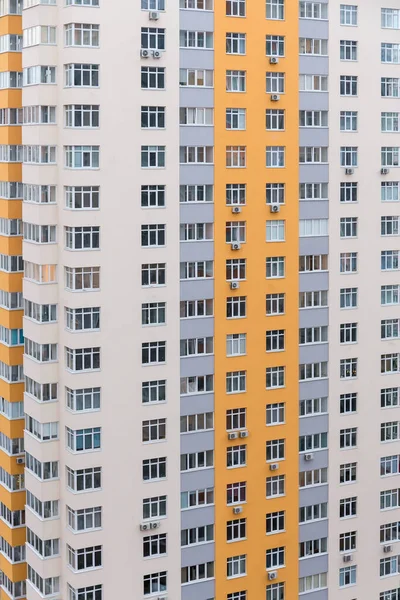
[0,1,397,600]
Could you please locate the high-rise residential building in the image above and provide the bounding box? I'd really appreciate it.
[0,0,398,600]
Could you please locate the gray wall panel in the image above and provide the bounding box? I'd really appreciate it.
[300,485,328,507]
[298,591,328,600]
[181,580,215,600]
[299,20,329,38]
[180,88,215,108]
[180,203,214,223]
[300,128,329,146]
[300,201,329,219]
[180,241,214,261]
[181,542,215,568]
[181,430,214,454]
[299,56,329,75]
[299,342,329,363]
[300,164,329,183]
[299,272,329,292]
[299,307,329,327]
[180,317,214,339]
[180,125,214,146]
[299,236,329,255]
[180,164,214,184]
[181,393,214,417]
[299,519,328,542]
[300,379,329,400]
[180,280,214,301]
[300,414,329,436]
[179,10,214,30]
[180,354,214,377]
[300,92,329,110]
[181,468,214,492]
[181,505,215,529]
[299,554,328,577]
[180,49,214,70]
[299,449,328,470]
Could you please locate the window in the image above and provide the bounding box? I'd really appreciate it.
[67,545,102,572]
[226,32,246,55]
[340,217,358,239]
[266,439,285,462]
[266,71,285,93]
[341,4,357,25]
[142,341,166,365]
[143,572,167,596]
[227,481,246,505]
[226,258,246,281]
[66,466,101,492]
[340,252,357,273]
[65,266,99,291]
[65,186,99,210]
[266,511,285,534]
[65,145,99,169]
[180,68,213,87]
[299,290,328,309]
[340,110,357,131]
[382,77,400,98]
[299,38,328,55]
[226,70,246,92]
[142,380,166,405]
[340,287,357,308]
[339,565,357,587]
[340,146,358,167]
[65,63,99,87]
[227,445,246,468]
[25,339,57,363]
[181,261,213,280]
[299,503,327,524]
[142,66,165,89]
[382,285,400,305]
[299,74,328,92]
[180,374,213,395]
[383,147,400,167]
[142,302,165,326]
[65,23,99,47]
[382,319,400,340]
[142,263,165,287]
[299,573,327,594]
[181,184,213,204]
[266,329,285,352]
[180,223,213,241]
[226,221,246,244]
[300,397,328,417]
[382,250,400,271]
[66,427,100,453]
[143,0,165,8]
[382,8,400,29]
[25,378,57,404]
[181,562,214,584]
[340,358,358,379]
[182,525,213,547]
[382,43,400,64]
[380,556,400,578]
[300,1,328,19]
[141,224,165,248]
[26,453,58,481]
[227,296,246,318]
[382,353,400,374]
[65,104,98,128]
[180,146,213,165]
[65,226,99,251]
[227,519,246,543]
[382,217,400,237]
[299,254,328,272]
[266,293,285,315]
[180,299,213,319]
[226,0,245,15]
[340,428,357,449]
[23,65,55,86]
[300,219,328,236]
[380,589,400,600]
[340,462,357,484]
[180,30,213,49]
[26,491,58,521]
[340,393,357,414]
[66,387,100,412]
[300,110,328,128]
[299,433,327,453]
[382,112,400,133]
[266,366,285,388]
[141,106,165,129]
[300,537,327,558]
[180,336,213,357]
[266,146,285,167]
[340,497,357,519]
[340,39,357,60]
[226,145,246,167]
[381,488,400,510]
[181,488,214,510]
[226,408,246,431]
[143,533,167,558]
[382,421,400,443]
[66,347,100,372]
[24,224,55,244]
[266,257,285,278]
[266,583,285,600]
[227,334,246,356]
[340,323,357,344]
[299,326,328,345]
[142,419,166,442]
[340,75,358,96]
[226,108,246,130]
[143,457,166,481]
[266,109,285,131]
[267,474,285,497]
[67,506,101,533]
[181,413,213,433]
[141,145,165,168]
[266,546,285,569]
[25,416,58,441]
[266,35,284,56]
[267,0,284,20]
[226,371,246,393]
[227,555,246,578]
[226,184,246,206]
[266,220,285,242]
[180,107,213,126]
[143,496,166,521]
[381,388,400,408]
[299,362,328,381]
[266,183,285,205]
[28,566,58,597]
[141,27,165,50]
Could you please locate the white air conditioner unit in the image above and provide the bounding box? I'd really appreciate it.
[345,168,354,175]
[381,167,390,175]
[232,206,242,214]
[157,596,167,600]
[343,554,353,563]
[233,506,243,515]
[270,204,280,213]
[152,50,162,58]
[271,94,280,102]
[16,457,25,465]
[240,430,248,438]
[230,281,240,290]
[140,49,150,58]
[140,521,160,531]
[269,463,279,471]
[228,432,239,440]
[304,453,314,461]
[268,571,277,580]
[384,545,393,553]
[269,56,279,64]
[149,10,160,19]
[231,242,241,251]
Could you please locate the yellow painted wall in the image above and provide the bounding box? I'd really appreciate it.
[214,1,299,597]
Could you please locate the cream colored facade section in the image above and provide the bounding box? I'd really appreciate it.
[22,2,181,599]
[329,1,400,598]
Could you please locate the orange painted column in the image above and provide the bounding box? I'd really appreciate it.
[214,1,299,598]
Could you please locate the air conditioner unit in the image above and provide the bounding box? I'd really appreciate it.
[269,463,279,471]
[381,167,390,175]
[345,168,354,175]
[270,204,280,213]
[16,457,25,465]
[233,506,243,515]
[140,49,150,58]
[149,10,160,19]
[304,453,314,461]
[268,571,277,580]
[230,281,240,290]
[228,432,239,440]
[232,206,242,214]
[140,521,160,531]
[240,430,248,438]
[231,242,241,251]
[271,94,280,102]
[152,50,162,58]
[384,545,393,553]
[269,56,279,64]
[157,596,167,600]
[343,554,353,563]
